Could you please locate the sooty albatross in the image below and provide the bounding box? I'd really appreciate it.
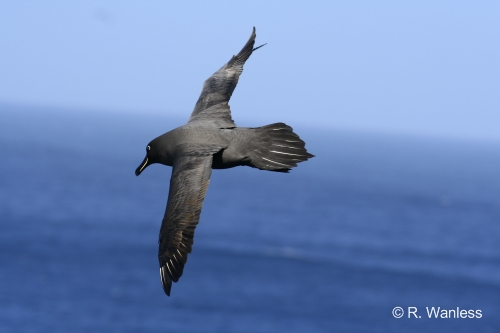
[135,27,314,296]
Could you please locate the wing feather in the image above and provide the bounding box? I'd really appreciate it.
[188,27,261,127]
[158,147,220,296]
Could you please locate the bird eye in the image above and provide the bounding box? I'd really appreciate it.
[147,145,150,151]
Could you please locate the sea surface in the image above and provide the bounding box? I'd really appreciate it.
[1,104,500,332]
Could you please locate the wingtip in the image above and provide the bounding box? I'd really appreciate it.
[249,27,256,41]
[160,266,172,296]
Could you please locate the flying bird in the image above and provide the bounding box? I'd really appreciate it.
[135,27,314,296]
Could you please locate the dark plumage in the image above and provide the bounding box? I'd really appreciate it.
[135,27,314,296]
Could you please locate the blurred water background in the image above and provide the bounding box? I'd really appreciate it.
[1,104,499,332]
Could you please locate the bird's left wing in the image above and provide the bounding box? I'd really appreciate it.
[188,27,264,128]
[158,144,222,296]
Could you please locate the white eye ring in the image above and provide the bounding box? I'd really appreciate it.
[147,145,150,151]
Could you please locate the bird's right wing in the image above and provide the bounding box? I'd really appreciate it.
[158,144,223,296]
[188,27,264,128]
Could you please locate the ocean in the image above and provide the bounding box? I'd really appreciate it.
[1,105,499,332]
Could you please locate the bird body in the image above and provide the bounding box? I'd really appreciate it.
[135,28,313,296]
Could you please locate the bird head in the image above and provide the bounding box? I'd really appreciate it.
[135,143,155,176]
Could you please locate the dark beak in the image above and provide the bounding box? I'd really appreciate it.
[135,155,150,176]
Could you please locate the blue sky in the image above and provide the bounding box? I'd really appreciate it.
[1,1,499,141]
